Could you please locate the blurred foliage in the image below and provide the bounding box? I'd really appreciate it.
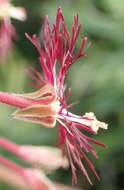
[0,0,124,190]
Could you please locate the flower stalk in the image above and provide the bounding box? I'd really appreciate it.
[0,92,33,108]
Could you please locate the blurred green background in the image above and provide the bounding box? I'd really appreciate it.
[0,0,124,190]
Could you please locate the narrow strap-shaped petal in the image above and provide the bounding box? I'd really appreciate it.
[16,84,55,99]
[13,114,56,127]
[13,104,58,118]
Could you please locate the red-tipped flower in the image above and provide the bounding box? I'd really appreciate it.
[0,8,108,184]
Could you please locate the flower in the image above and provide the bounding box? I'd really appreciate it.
[0,8,108,184]
[0,160,80,190]
[0,156,56,190]
[0,137,78,190]
[0,137,69,172]
[0,0,26,60]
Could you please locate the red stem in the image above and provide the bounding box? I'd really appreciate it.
[0,156,24,176]
[0,137,20,155]
[0,92,33,108]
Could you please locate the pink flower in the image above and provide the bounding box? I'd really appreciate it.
[0,0,26,60]
[0,156,60,190]
[0,137,69,171]
[0,8,108,184]
[0,158,81,190]
[0,137,78,190]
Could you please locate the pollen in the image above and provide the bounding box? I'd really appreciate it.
[82,112,108,133]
